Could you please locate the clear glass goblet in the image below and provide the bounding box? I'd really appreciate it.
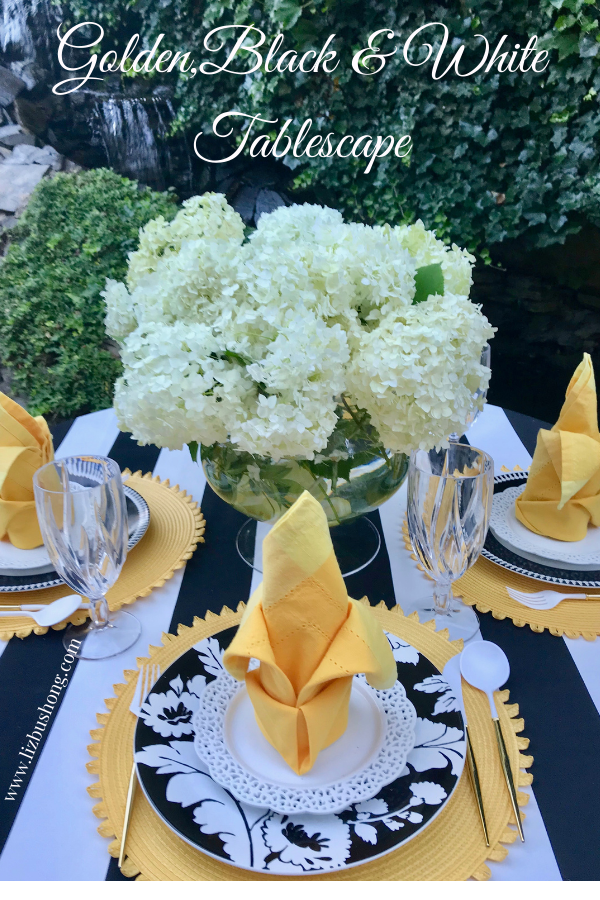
[33,455,141,660]
[449,343,491,441]
[404,443,494,641]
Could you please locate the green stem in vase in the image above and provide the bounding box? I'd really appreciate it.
[242,455,288,520]
[298,460,343,526]
[253,480,281,520]
[340,396,392,470]
[331,458,339,493]
[199,415,409,526]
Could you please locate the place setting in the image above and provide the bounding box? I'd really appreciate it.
[452,353,600,639]
[87,491,532,882]
[0,391,205,646]
[0,472,150,592]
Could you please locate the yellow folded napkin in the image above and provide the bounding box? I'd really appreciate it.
[0,393,54,549]
[223,491,396,774]
[515,353,600,541]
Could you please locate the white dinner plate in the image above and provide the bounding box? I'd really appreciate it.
[0,485,150,591]
[0,539,54,577]
[490,484,600,571]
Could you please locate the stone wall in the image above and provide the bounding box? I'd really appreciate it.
[0,62,81,250]
[0,121,81,253]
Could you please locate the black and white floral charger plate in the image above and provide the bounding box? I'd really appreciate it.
[0,485,150,593]
[134,627,466,876]
[482,472,600,589]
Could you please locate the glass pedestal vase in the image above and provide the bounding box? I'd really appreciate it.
[235,514,382,578]
[200,416,409,576]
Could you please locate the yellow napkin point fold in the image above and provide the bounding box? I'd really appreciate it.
[0,393,53,549]
[223,491,397,774]
[515,354,600,540]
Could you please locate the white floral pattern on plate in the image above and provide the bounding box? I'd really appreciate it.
[140,674,207,738]
[387,633,420,665]
[414,675,461,716]
[134,627,466,875]
[261,813,351,871]
[349,783,449,845]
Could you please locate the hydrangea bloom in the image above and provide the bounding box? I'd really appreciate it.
[125,192,245,291]
[103,195,494,460]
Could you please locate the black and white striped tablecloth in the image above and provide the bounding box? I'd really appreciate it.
[0,405,599,882]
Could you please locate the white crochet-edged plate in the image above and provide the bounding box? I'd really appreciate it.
[193,670,417,816]
[490,484,600,571]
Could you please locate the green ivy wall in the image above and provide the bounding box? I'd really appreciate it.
[64,0,600,256]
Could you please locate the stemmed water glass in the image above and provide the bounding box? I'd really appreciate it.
[405,443,494,641]
[449,343,491,441]
[33,455,141,660]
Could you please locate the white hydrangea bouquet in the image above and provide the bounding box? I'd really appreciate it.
[103,194,494,524]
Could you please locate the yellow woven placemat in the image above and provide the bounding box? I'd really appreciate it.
[401,520,600,640]
[456,558,600,640]
[87,604,532,881]
[0,471,205,641]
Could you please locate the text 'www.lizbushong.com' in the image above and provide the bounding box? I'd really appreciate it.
[3,638,81,802]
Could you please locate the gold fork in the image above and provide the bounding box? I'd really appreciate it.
[119,662,161,870]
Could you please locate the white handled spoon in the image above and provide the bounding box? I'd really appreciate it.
[0,594,84,627]
[460,640,525,842]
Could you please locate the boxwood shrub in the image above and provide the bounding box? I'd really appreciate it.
[0,169,176,420]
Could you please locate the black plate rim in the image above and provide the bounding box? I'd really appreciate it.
[133,629,466,877]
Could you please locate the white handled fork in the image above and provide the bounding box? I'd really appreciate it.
[506,587,596,609]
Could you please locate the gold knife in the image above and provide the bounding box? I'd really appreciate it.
[443,655,490,846]
[493,717,525,842]
[118,766,138,869]
[120,663,160,869]
[465,725,489,846]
